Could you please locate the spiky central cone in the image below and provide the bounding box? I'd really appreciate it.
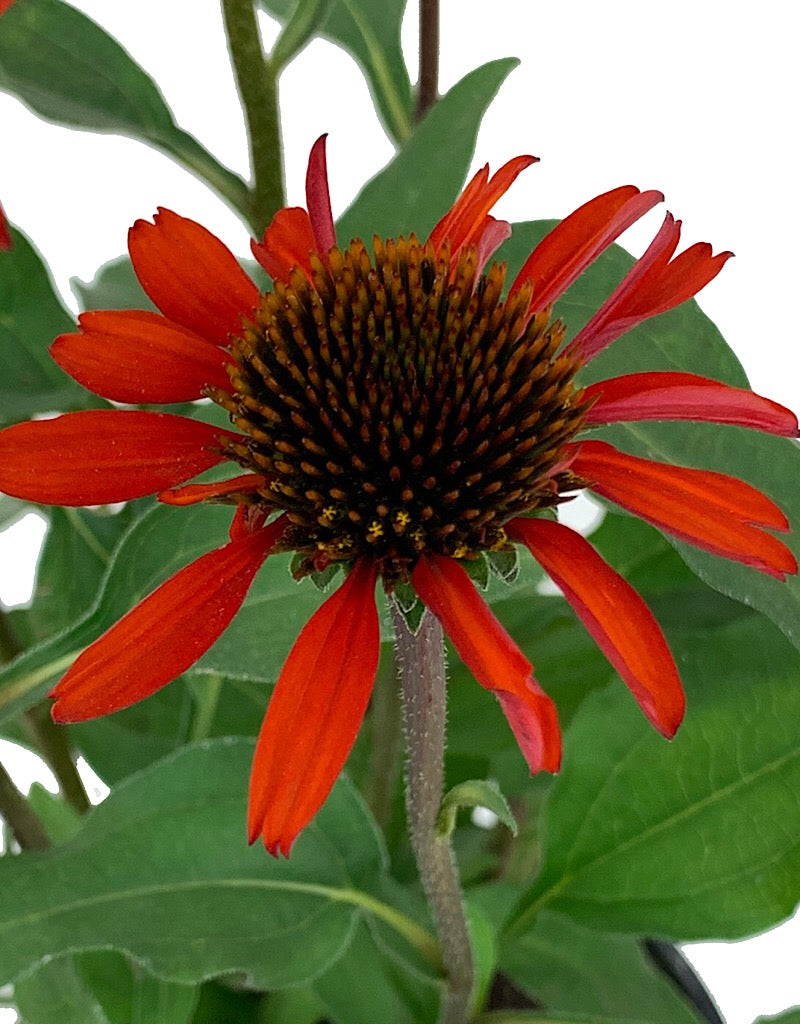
[213,235,587,584]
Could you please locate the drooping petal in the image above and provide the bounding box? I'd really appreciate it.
[571,440,797,579]
[566,213,732,361]
[49,521,285,722]
[248,559,380,856]
[428,155,538,263]
[412,554,561,773]
[510,186,664,310]
[158,473,268,506]
[251,207,317,282]
[0,411,236,505]
[508,517,684,737]
[128,208,259,345]
[51,310,233,403]
[583,372,800,435]
[305,134,336,256]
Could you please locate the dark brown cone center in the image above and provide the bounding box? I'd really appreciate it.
[210,235,587,584]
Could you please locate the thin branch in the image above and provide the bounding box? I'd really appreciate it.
[0,761,50,851]
[416,0,440,121]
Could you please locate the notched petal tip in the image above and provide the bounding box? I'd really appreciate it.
[411,554,562,775]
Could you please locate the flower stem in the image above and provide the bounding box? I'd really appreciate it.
[416,0,440,121]
[221,0,286,233]
[24,702,90,815]
[391,602,474,1024]
[0,761,50,850]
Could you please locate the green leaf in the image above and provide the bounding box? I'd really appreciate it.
[71,255,156,313]
[260,0,413,144]
[337,58,518,244]
[499,220,800,652]
[313,919,440,1024]
[14,507,131,649]
[438,779,517,838]
[0,501,325,725]
[507,614,800,942]
[0,223,87,425]
[0,0,249,216]
[26,782,82,843]
[499,910,705,1023]
[14,951,198,1024]
[0,740,430,988]
[754,1012,800,1024]
[270,0,336,72]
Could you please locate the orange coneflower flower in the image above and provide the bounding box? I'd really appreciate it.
[0,137,795,855]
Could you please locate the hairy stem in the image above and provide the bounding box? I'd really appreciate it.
[416,0,440,121]
[392,602,474,1024]
[222,0,286,232]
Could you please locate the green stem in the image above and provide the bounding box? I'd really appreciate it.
[221,0,286,233]
[0,611,90,815]
[392,602,474,1024]
[24,702,90,815]
[416,0,439,121]
[0,761,50,851]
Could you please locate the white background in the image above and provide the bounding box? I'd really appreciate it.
[1,2,799,1021]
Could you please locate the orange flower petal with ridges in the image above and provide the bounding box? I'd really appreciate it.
[510,186,664,311]
[412,554,561,773]
[248,559,380,856]
[567,213,732,361]
[128,208,259,345]
[51,310,233,404]
[508,517,685,737]
[159,473,268,507]
[583,371,800,436]
[0,411,235,505]
[49,522,284,723]
[572,440,797,579]
[251,207,317,282]
[428,155,538,262]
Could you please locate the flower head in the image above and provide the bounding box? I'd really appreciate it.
[0,137,796,855]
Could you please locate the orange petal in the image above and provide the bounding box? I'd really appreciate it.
[248,559,380,856]
[158,473,268,506]
[584,372,799,436]
[567,214,732,361]
[51,310,233,403]
[508,517,685,737]
[572,440,797,579]
[251,207,316,282]
[305,134,336,255]
[128,208,259,345]
[412,554,561,773]
[0,411,235,505]
[49,523,283,722]
[510,186,664,311]
[428,155,538,262]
